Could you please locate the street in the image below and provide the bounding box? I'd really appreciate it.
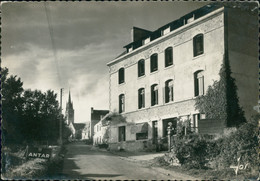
[58,142,180,180]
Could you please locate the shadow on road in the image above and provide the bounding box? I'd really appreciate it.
[61,172,122,179]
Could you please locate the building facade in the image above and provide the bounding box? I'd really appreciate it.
[82,122,91,140]
[107,3,258,151]
[90,107,109,141]
[93,114,110,145]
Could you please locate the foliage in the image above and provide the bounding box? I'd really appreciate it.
[213,114,258,171]
[2,67,24,143]
[171,114,259,175]
[173,134,209,169]
[20,89,61,143]
[175,118,192,139]
[2,67,69,145]
[106,111,126,125]
[195,54,246,127]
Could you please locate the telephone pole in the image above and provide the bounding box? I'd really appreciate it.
[59,88,63,145]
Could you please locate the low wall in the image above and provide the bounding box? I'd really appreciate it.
[109,139,156,152]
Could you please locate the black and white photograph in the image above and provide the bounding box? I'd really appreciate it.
[1,1,259,180]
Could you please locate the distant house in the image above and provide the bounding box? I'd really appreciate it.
[73,123,86,140]
[82,122,91,140]
[93,114,110,145]
[90,107,109,141]
[68,122,76,139]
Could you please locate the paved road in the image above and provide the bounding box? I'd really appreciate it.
[59,142,178,180]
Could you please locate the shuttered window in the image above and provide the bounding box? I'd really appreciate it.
[165,79,174,103]
[138,88,145,109]
[194,70,204,96]
[119,94,125,113]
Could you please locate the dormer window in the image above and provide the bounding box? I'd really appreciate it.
[162,27,170,36]
[128,46,133,52]
[187,15,195,24]
[143,37,150,45]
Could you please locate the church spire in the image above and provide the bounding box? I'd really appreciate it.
[68,90,72,103]
[65,90,74,125]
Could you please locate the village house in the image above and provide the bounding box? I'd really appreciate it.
[106,3,258,151]
[81,122,91,140]
[93,113,110,146]
[90,107,109,142]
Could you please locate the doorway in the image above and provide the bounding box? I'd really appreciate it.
[152,121,158,144]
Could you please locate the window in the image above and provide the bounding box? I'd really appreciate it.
[138,59,145,77]
[194,70,204,96]
[138,88,145,109]
[136,122,148,140]
[165,47,173,67]
[165,79,174,103]
[151,84,158,106]
[193,34,204,57]
[136,133,148,140]
[118,68,125,84]
[119,94,125,113]
[192,114,200,133]
[162,118,177,137]
[118,126,126,142]
[150,54,158,72]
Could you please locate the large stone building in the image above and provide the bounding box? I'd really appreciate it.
[106,3,258,151]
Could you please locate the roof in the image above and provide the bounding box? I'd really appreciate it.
[73,123,86,131]
[91,109,109,120]
[123,3,223,51]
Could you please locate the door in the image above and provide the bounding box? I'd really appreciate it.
[152,121,158,144]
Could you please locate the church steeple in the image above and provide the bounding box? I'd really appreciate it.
[68,91,72,104]
[65,91,74,125]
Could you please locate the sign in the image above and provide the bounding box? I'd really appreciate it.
[25,146,52,160]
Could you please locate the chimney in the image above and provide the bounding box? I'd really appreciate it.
[131,27,151,42]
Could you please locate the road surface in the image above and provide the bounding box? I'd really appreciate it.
[58,142,180,180]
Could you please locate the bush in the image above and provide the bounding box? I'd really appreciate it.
[171,114,258,175]
[173,134,210,169]
[213,115,258,172]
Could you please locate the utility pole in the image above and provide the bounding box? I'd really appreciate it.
[59,88,63,145]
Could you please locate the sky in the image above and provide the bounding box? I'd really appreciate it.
[1,1,209,123]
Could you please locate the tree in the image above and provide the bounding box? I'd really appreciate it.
[1,67,24,144]
[195,53,246,127]
[2,67,70,145]
[20,89,61,144]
